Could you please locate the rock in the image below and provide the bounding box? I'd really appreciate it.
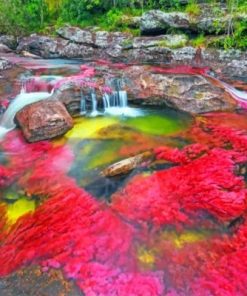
[95,31,130,48]
[57,26,131,49]
[140,10,190,35]
[222,60,247,82]
[171,46,197,63]
[0,35,17,50]
[16,99,73,142]
[57,26,94,45]
[54,87,82,116]
[0,43,12,53]
[195,12,247,35]
[60,43,95,59]
[0,58,12,71]
[119,65,236,113]
[101,151,154,177]
[196,16,227,34]
[130,34,187,49]
[17,35,69,58]
[20,50,40,58]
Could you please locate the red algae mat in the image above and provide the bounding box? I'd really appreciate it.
[0,112,247,295]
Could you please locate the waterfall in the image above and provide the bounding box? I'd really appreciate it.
[90,91,99,117]
[80,89,86,115]
[0,90,54,138]
[103,89,143,117]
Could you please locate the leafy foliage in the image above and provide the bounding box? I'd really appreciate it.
[0,0,246,49]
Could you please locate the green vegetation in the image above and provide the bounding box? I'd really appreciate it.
[0,0,183,36]
[185,0,201,17]
[191,34,206,47]
[0,0,246,50]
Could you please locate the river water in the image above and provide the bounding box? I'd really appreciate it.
[0,57,247,296]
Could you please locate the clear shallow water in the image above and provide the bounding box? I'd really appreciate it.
[1,58,247,296]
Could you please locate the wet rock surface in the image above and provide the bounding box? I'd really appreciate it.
[16,99,73,142]
[101,65,237,113]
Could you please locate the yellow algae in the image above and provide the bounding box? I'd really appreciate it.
[65,117,117,139]
[162,230,208,249]
[137,247,156,267]
[173,231,206,248]
[7,198,35,224]
[97,124,138,141]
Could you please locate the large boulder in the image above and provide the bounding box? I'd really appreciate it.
[57,26,94,45]
[118,65,237,113]
[16,99,73,142]
[16,35,69,58]
[140,10,190,35]
[16,34,96,59]
[57,26,130,49]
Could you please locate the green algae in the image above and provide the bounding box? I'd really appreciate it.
[124,113,190,136]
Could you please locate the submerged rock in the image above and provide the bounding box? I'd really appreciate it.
[102,151,154,177]
[16,99,73,142]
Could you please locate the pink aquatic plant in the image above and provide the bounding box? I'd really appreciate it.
[0,112,247,295]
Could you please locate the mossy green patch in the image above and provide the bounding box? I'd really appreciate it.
[125,114,188,136]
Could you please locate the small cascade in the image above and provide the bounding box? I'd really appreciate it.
[222,82,247,104]
[80,89,86,115]
[0,87,54,138]
[90,91,99,117]
[102,77,143,117]
[206,73,247,108]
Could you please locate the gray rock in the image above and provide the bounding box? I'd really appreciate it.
[0,43,12,53]
[222,60,247,81]
[17,35,69,58]
[171,46,197,63]
[0,35,17,49]
[140,10,190,35]
[0,58,12,71]
[57,26,94,45]
[59,43,95,58]
[131,34,187,49]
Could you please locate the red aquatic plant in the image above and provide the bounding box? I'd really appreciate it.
[0,131,164,295]
[151,65,210,76]
[1,112,247,295]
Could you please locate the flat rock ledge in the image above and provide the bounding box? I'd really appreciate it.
[16,99,73,142]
